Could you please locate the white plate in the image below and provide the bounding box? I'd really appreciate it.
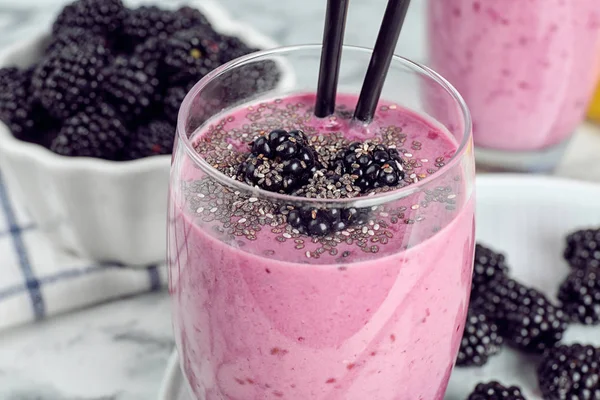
[158,174,600,399]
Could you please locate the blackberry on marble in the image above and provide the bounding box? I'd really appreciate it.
[164,27,222,85]
[558,265,600,325]
[538,344,600,400]
[52,0,126,37]
[50,103,128,160]
[472,243,509,294]
[456,308,503,367]
[564,227,600,269]
[467,381,527,400]
[471,276,568,353]
[102,55,161,123]
[32,43,111,120]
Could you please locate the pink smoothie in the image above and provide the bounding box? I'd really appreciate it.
[168,93,475,400]
[428,0,600,151]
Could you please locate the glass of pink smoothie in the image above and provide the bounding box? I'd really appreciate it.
[168,45,475,400]
[428,0,600,172]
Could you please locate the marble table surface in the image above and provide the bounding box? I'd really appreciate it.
[1,0,600,399]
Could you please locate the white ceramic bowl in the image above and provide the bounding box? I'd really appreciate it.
[0,0,281,266]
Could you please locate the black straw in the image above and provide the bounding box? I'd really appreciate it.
[315,0,349,118]
[354,0,412,123]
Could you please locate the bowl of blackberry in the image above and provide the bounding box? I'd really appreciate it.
[0,0,282,266]
[446,176,600,400]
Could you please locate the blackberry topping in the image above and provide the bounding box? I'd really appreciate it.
[538,344,600,400]
[467,381,527,400]
[164,28,222,85]
[564,228,600,269]
[102,55,161,123]
[285,206,369,236]
[124,120,174,160]
[472,243,509,294]
[558,265,600,324]
[50,103,128,160]
[52,0,126,37]
[237,129,318,194]
[471,276,568,353]
[330,142,405,192]
[456,308,503,367]
[45,27,107,55]
[32,43,111,120]
[121,6,212,49]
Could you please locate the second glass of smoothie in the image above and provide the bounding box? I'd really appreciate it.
[168,45,475,400]
[428,0,600,172]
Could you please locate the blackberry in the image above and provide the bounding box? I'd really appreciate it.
[45,27,107,55]
[32,43,111,120]
[472,243,509,294]
[558,265,600,325]
[121,6,211,50]
[220,59,281,101]
[564,228,600,269]
[102,55,161,123]
[162,83,194,124]
[50,103,128,160]
[52,0,126,37]
[456,308,503,367]
[133,37,168,67]
[237,129,318,194]
[219,35,257,64]
[467,381,527,400]
[124,120,174,160]
[174,6,212,30]
[286,206,370,236]
[0,67,35,138]
[471,276,568,353]
[329,142,405,192]
[163,27,222,85]
[538,344,600,400]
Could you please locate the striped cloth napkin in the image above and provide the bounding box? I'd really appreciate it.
[0,170,167,331]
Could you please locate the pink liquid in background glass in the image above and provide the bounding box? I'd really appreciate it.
[428,0,600,151]
[168,93,475,400]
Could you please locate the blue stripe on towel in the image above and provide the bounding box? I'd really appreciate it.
[0,173,45,319]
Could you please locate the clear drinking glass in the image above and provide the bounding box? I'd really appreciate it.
[428,0,600,172]
[168,45,475,400]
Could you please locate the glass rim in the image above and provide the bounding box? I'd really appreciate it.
[176,44,473,208]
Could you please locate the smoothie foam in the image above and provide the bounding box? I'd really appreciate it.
[168,93,475,400]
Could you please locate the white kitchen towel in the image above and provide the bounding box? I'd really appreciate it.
[0,170,168,331]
